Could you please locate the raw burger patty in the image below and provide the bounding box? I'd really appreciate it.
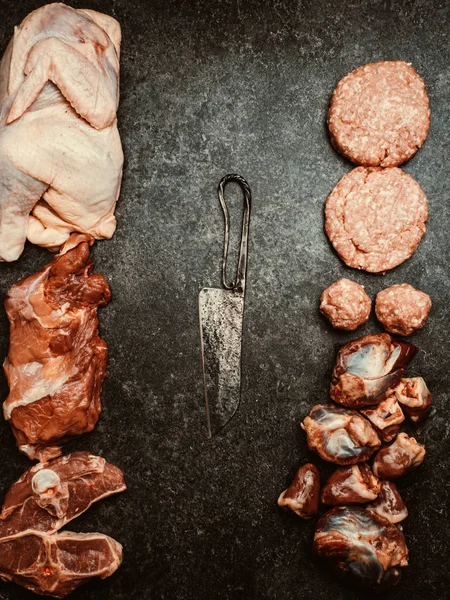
[376,284,431,336]
[325,167,428,273]
[320,279,371,331]
[328,61,430,167]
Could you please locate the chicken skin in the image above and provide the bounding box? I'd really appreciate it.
[0,3,123,261]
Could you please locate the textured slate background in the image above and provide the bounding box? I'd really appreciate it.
[0,0,449,598]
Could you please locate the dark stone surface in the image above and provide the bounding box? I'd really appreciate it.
[0,0,449,598]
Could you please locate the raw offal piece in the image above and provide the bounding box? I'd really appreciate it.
[325,167,428,273]
[374,424,401,445]
[328,61,430,167]
[320,463,380,505]
[367,481,408,524]
[360,395,405,443]
[394,377,432,423]
[3,234,111,461]
[375,284,432,336]
[372,433,425,479]
[314,506,408,589]
[0,3,123,262]
[277,463,320,518]
[0,452,126,598]
[320,278,371,331]
[301,404,380,465]
[330,333,417,408]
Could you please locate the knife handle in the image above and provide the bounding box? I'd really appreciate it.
[217,174,252,294]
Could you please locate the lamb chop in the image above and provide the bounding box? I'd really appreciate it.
[0,2,123,262]
[0,452,126,598]
[3,233,111,461]
[0,452,125,537]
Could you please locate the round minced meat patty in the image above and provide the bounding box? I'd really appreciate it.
[375,284,431,336]
[328,61,430,167]
[325,166,428,273]
[320,279,371,331]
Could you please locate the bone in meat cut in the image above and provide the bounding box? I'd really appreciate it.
[0,452,125,598]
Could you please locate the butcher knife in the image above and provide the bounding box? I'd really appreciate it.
[199,174,252,438]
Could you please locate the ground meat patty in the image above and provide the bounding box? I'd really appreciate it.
[325,167,428,273]
[375,284,431,336]
[328,61,430,167]
[320,279,371,330]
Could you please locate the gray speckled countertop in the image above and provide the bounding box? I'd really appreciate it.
[0,0,449,599]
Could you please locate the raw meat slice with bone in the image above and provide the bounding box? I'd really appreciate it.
[0,452,125,537]
[0,452,126,598]
[0,531,122,598]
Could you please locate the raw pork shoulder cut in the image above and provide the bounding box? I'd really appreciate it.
[3,233,111,460]
[0,3,123,262]
[0,452,126,598]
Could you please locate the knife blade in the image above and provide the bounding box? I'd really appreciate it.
[199,174,252,438]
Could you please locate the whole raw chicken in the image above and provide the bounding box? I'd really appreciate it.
[0,3,123,262]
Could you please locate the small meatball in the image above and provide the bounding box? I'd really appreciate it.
[372,433,425,479]
[301,404,380,465]
[277,463,320,519]
[328,61,430,168]
[360,395,405,443]
[320,279,371,331]
[314,506,408,589]
[321,463,380,505]
[394,377,432,424]
[325,167,428,273]
[367,481,408,524]
[376,284,432,336]
[330,333,417,408]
